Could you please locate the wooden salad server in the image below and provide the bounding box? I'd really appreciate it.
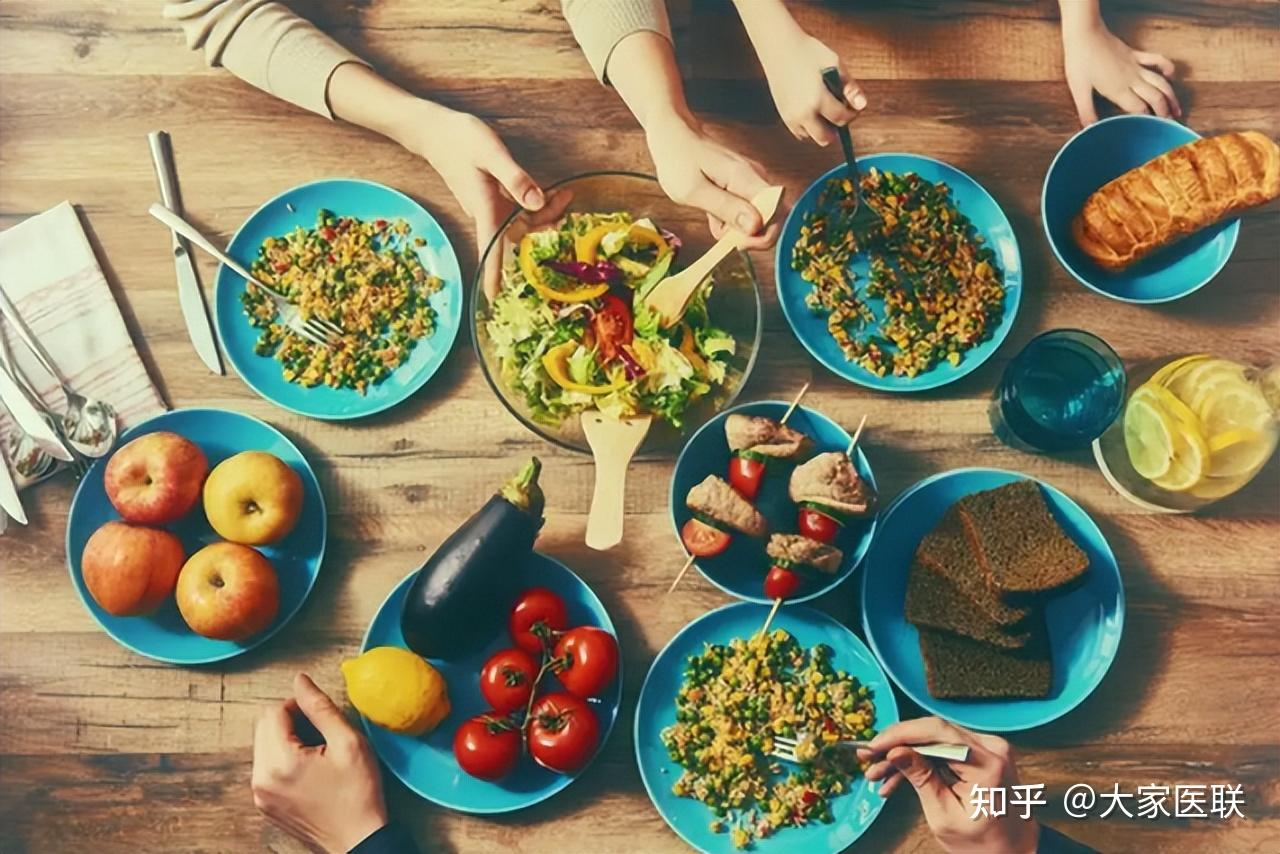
[582,412,652,551]
[643,184,785,328]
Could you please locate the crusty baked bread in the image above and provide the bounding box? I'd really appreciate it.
[1071,131,1280,271]
[915,509,1031,626]
[905,559,1032,649]
[919,618,1052,700]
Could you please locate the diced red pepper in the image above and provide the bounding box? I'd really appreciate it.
[802,790,818,805]
[320,227,337,241]
[375,218,388,229]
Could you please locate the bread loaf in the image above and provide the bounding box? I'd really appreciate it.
[1071,131,1280,271]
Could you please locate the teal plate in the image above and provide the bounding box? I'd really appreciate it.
[360,552,621,814]
[214,178,462,419]
[65,408,326,665]
[861,468,1124,732]
[669,400,877,604]
[776,155,1022,391]
[635,602,898,853]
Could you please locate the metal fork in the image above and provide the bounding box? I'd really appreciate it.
[820,66,883,239]
[0,322,88,480]
[771,732,969,765]
[147,203,343,349]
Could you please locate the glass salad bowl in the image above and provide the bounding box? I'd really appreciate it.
[472,171,762,455]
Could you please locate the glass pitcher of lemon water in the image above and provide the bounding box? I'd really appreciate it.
[1094,354,1279,512]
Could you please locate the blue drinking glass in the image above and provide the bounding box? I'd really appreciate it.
[989,329,1126,452]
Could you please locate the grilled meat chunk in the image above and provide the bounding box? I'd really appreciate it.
[789,451,873,517]
[686,475,768,537]
[724,414,812,460]
[766,533,843,574]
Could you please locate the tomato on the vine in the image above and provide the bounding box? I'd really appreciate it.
[453,714,522,780]
[509,587,568,654]
[480,647,539,714]
[553,626,619,698]
[527,693,599,774]
[681,517,732,557]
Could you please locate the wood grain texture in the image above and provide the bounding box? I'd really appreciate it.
[1,1,1278,852]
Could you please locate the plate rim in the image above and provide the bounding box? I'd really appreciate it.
[64,406,328,665]
[859,466,1126,732]
[357,550,622,814]
[633,600,899,854]
[213,176,463,421]
[667,399,879,604]
[1039,113,1239,305]
[775,154,1023,392]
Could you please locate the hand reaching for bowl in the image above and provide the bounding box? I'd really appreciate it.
[732,0,867,146]
[860,717,1043,854]
[1059,0,1180,125]
[251,673,391,853]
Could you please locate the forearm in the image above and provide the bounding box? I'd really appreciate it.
[325,64,446,155]
[561,0,670,83]
[1058,0,1104,34]
[731,0,805,62]
[163,0,366,118]
[606,31,695,133]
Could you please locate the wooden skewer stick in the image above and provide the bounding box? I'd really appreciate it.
[666,553,696,595]
[779,380,811,425]
[845,414,868,457]
[759,596,783,637]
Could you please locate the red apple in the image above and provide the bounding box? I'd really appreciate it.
[104,431,208,525]
[176,542,279,641]
[81,521,185,616]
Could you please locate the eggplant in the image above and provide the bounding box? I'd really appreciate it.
[400,458,546,659]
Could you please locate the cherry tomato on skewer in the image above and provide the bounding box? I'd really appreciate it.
[728,452,767,501]
[797,504,843,544]
[764,564,802,600]
[680,517,732,557]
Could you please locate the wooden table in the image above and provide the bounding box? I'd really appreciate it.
[2,1,1277,851]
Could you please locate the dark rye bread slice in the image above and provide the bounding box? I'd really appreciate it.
[918,617,1053,699]
[956,480,1090,596]
[915,509,1031,626]
[905,560,1032,650]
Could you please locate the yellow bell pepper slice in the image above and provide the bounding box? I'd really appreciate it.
[519,235,608,303]
[679,323,708,376]
[575,223,670,263]
[541,341,626,395]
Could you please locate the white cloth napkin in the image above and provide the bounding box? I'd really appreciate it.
[0,201,166,487]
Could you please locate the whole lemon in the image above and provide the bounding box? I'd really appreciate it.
[341,646,450,736]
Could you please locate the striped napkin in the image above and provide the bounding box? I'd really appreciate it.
[0,201,166,487]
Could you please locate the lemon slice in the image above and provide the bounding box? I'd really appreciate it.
[1124,390,1174,480]
[1187,472,1254,501]
[1151,354,1211,388]
[1199,382,1274,437]
[1207,427,1276,479]
[1130,385,1209,492]
[1167,359,1244,407]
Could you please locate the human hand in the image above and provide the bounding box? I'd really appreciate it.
[1062,20,1179,125]
[251,673,388,853]
[400,104,546,266]
[860,717,1040,854]
[644,117,779,249]
[758,31,866,147]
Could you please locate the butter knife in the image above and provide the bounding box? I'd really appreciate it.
[148,130,223,375]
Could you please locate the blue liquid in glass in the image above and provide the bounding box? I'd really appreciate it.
[992,334,1125,452]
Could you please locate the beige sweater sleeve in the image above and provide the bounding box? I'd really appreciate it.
[561,0,671,83]
[163,0,368,118]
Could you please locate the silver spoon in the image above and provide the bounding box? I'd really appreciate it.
[0,286,117,457]
[0,322,65,481]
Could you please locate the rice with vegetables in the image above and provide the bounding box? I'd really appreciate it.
[662,629,877,849]
[791,168,1005,378]
[244,209,443,393]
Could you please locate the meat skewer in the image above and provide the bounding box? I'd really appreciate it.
[669,384,810,595]
[761,416,871,635]
[723,383,812,500]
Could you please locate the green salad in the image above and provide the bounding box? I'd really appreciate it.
[485,211,737,428]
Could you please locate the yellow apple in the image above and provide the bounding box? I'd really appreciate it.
[176,542,279,641]
[203,451,303,545]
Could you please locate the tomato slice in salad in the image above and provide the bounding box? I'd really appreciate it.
[727,453,766,500]
[592,295,634,364]
[680,517,731,557]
